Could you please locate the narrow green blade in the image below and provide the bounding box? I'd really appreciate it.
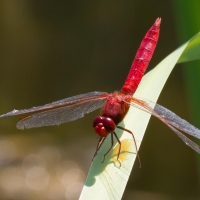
[80,33,200,200]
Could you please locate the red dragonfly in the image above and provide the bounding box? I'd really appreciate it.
[1,18,200,166]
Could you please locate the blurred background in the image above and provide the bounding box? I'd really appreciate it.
[0,0,200,199]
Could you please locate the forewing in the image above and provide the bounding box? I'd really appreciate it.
[153,102,200,139]
[123,97,200,154]
[17,97,106,129]
[127,97,200,139]
[167,124,200,153]
[0,91,108,118]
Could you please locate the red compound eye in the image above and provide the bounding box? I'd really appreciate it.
[93,116,116,137]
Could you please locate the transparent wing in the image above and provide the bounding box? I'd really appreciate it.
[0,91,108,129]
[17,97,107,129]
[0,91,108,118]
[124,97,200,153]
[167,124,200,153]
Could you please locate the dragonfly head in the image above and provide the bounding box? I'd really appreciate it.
[93,116,116,137]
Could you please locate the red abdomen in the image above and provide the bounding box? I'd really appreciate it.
[121,18,161,95]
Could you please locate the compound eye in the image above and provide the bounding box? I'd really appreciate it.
[93,116,116,137]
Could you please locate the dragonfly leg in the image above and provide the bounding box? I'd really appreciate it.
[92,132,124,167]
[102,133,114,163]
[113,132,122,167]
[92,136,105,161]
[117,126,141,168]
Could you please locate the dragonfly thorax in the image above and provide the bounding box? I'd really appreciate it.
[93,116,116,137]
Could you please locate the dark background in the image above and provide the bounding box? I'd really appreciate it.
[0,1,199,199]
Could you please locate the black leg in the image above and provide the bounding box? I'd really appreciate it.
[117,125,141,168]
[102,133,114,163]
[92,137,105,161]
[113,132,122,167]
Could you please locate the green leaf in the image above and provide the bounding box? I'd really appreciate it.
[79,32,200,200]
[178,33,200,63]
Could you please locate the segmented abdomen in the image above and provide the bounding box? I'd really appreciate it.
[121,18,161,95]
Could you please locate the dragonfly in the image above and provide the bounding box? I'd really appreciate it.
[1,18,200,166]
